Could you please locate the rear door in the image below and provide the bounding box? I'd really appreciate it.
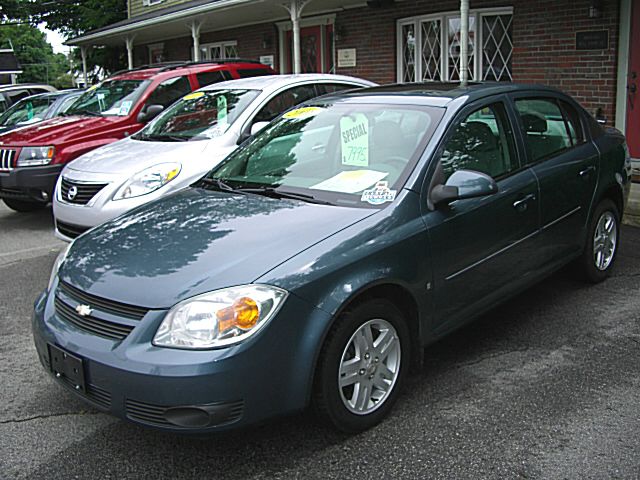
[511,95,598,261]
[423,97,540,332]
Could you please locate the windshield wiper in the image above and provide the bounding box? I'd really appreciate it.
[197,177,246,194]
[236,186,333,205]
[139,133,190,142]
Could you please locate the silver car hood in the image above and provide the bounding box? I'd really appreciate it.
[65,137,213,175]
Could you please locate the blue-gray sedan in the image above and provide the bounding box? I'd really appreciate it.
[33,83,631,433]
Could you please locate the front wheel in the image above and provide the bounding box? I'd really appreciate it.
[2,198,47,212]
[577,198,620,283]
[312,299,410,433]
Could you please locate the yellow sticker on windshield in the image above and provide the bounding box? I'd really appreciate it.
[283,107,322,119]
[183,91,205,101]
[87,84,98,92]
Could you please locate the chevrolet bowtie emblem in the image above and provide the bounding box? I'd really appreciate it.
[75,304,93,316]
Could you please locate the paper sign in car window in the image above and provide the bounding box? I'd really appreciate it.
[361,180,397,205]
[310,169,387,194]
[217,95,228,126]
[118,100,133,116]
[283,107,322,120]
[183,91,204,101]
[340,113,369,167]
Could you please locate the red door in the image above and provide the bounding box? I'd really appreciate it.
[626,0,640,158]
[286,26,323,73]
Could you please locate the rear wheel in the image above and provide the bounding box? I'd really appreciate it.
[313,299,410,433]
[577,198,620,283]
[2,198,46,212]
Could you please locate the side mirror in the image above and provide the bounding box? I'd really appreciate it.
[137,104,164,123]
[431,169,498,206]
[250,121,270,136]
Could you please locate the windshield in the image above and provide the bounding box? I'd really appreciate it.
[0,96,54,126]
[205,102,443,208]
[65,79,149,117]
[134,89,260,142]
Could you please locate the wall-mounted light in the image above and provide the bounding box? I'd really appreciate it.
[334,25,346,42]
[588,0,602,18]
[261,35,272,49]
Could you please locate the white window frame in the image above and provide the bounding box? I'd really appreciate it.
[397,7,513,83]
[200,41,238,60]
[142,0,163,6]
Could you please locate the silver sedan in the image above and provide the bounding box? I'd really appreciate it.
[52,74,375,241]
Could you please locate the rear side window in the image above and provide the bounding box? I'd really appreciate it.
[236,68,273,79]
[515,98,572,163]
[316,83,358,95]
[145,76,192,109]
[440,102,518,180]
[196,70,231,88]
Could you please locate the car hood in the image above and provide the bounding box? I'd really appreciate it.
[59,188,376,309]
[65,137,211,175]
[0,115,124,145]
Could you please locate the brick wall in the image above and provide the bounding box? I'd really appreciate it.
[334,0,620,119]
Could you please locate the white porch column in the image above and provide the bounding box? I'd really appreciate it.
[283,0,312,74]
[80,46,89,86]
[125,36,135,69]
[191,21,203,62]
[459,0,470,86]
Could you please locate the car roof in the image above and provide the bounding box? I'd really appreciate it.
[316,82,568,107]
[109,60,273,81]
[0,84,57,92]
[200,73,376,93]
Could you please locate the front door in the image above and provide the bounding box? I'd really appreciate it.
[626,0,640,160]
[285,25,333,73]
[423,99,540,333]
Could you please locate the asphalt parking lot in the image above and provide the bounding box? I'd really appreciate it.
[1,201,639,480]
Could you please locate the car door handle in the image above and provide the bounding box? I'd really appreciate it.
[579,166,596,178]
[513,193,536,212]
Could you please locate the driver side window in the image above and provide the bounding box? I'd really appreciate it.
[440,102,518,181]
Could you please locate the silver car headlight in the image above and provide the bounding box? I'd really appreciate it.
[47,243,72,291]
[153,285,288,349]
[113,162,181,200]
[17,146,55,167]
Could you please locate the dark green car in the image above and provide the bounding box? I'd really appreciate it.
[34,83,631,433]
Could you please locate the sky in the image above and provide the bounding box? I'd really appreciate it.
[40,24,71,54]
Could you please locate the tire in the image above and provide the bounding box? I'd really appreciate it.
[312,299,410,433]
[2,198,47,212]
[577,198,620,283]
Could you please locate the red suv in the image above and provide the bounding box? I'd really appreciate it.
[0,60,274,212]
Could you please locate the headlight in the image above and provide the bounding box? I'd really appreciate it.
[113,163,181,200]
[47,243,72,291]
[17,146,55,167]
[153,285,287,349]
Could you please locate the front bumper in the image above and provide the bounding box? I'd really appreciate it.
[0,164,63,203]
[32,284,331,432]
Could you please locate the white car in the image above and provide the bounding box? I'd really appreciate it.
[53,74,375,240]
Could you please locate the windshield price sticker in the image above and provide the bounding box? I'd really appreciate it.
[118,100,133,116]
[283,107,322,120]
[183,91,204,101]
[217,95,228,126]
[361,181,397,205]
[340,114,369,167]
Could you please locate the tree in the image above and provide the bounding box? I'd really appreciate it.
[0,24,73,88]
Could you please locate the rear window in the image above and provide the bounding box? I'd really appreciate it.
[236,68,273,79]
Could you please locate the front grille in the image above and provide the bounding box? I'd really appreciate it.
[0,148,16,171]
[54,296,135,340]
[55,220,90,239]
[125,399,245,428]
[58,281,148,320]
[59,177,108,205]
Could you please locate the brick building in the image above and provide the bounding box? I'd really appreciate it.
[68,0,639,162]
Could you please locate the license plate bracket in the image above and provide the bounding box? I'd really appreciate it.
[48,344,86,392]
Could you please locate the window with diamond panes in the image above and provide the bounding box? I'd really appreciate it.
[447,16,476,82]
[482,14,513,81]
[421,19,442,81]
[402,24,417,83]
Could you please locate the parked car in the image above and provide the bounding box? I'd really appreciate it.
[53,74,376,240]
[0,84,57,114]
[0,90,84,135]
[34,83,631,433]
[0,60,274,212]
